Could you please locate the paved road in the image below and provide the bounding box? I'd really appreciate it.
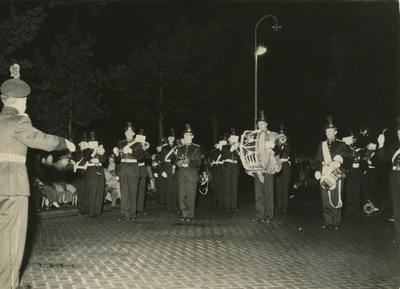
[20,186,400,288]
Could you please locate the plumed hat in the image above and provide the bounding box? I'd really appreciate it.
[279,124,287,136]
[256,110,267,123]
[168,128,175,138]
[1,64,31,98]
[124,122,135,133]
[182,123,194,135]
[323,115,337,130]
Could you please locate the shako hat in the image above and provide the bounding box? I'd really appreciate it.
[323,115,337,130]
[182,123,194,135]
[168,128,175,138]
[256,110,267,123]
[1,64,31,98]
[124,122,135,133]
[279,124,287,136]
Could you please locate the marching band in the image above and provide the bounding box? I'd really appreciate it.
[2,64,400,289]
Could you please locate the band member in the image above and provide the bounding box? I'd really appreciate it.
[377,118,400,243]
[275,124,292,212]
[174,124,201,221]
[0,64,75,289]
[314,116,351,230]
[113,122,143,221]
[85,131,106,218]
[221,128,241,212]
[72,133,90,215]
[160,129,178,210]
[104,153,120,210]
[252,111,281,223]
[345,127,367,216]
[136,129,151,216]
[155,137,168,206]
[361,138,378,209]
[209,139,224,207]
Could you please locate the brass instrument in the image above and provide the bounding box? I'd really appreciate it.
[278,124,287,146]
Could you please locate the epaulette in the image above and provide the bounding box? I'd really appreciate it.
[119,140,126,143]
[337,139,344,142]
[192,143,200,147]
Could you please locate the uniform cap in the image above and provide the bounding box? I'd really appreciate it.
[256,110,267,123]
[168,128,175,138]
[182,123,194,135]
[1,64,31,98]
[323,115,337,130]
[124,122,135,133]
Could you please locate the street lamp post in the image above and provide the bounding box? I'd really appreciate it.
[254,15,281,129]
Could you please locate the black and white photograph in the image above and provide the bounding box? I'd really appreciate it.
[0,0,399,288]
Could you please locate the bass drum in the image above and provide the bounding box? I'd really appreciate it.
[239,130,281,173]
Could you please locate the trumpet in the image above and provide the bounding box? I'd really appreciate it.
[278,134,287,145]
[118,140,149,153]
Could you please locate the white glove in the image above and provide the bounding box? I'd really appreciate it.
[333,155,343,163]
[330,161,340,169]
[352,163,360,168]
[91,158,99,164]
[265,141,275,149]
[123,147,132,154]
[66,139,76,152]
[113,147,119,156]
[377,134,385,147]
[154,173,159,178]
[315,171,321,180]
[162,172,167,178]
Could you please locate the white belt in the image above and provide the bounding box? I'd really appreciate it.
[280,158,289,162]
[164,160,171,163]
[138,162,145,167]
[392,166,400,171]
[0,153,26,164]
[121,159,137,163]
[369,165,375,169]
[224,159,237,164]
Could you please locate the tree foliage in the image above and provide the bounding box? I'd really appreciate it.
[29,13,104,140]
[0,4,46,74]
[107,16,203,140]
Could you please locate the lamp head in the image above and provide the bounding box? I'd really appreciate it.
[256,45,267,55]
[272,23,281,32]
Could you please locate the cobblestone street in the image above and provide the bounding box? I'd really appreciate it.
[20,187,400,288]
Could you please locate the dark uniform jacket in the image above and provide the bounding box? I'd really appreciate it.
[209,149,223,177]
[0,106,67,196]
[378,142,400,187]
[175,143,201,181]
[314,139,351,175]
[116,140,143,178]
[159,144,177,176]
[221,145,240,176]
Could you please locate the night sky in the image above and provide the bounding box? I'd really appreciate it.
[2,1,399,153]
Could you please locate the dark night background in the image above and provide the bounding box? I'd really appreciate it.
[1,0,399,154]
